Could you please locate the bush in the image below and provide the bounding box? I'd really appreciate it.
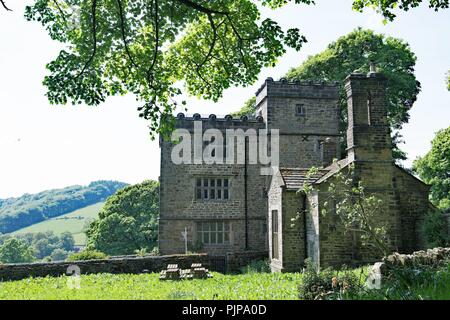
[0,238,35,264]
[298,259,363,300]
[240,259,271,274]
[422,210,449,248]
[66,249,108,262]
[150,247,160,256]
[51,248,70,261]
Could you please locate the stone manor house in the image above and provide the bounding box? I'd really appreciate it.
[158,70,431,272]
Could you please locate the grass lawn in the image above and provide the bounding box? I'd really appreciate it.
[11,202,104,246]
[0,266,448,300]
[0,272,303,300]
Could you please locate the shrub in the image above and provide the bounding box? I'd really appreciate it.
[298,259,363,300]
[150,247,160,256]
[422,211,449,248]
[0,238,35,264]
[134,248,148,257]
[66,249,108,262]
[240,259,271,274]
[51,248,70,261]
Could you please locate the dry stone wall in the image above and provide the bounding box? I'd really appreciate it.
[0,251,267,282]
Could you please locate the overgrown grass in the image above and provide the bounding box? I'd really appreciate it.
[353,262,450,300]
[0,272,302,300]
[1,263,448,300]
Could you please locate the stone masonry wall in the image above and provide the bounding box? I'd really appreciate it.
[257,80,340,169]
[393,166,431,253]
[281,191,306,272]
[0,252,268,282]
[0,254,220,282]
[159,117,268,255]
[268,172,283,272]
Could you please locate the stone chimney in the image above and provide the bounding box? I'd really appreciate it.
[345,70,392,163]
[320,138,338,167]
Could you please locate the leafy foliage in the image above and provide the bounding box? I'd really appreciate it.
[0,180,127,234]
[352,0,449,22]
[413,126,450,210]
[230,96,256,118]
[234,29,419,160]
[285,29,420,160]
[358,261,450,300]
[86,180,159,255]
[302,164,390,256]
[50,248,70,261]
[421,210,449,248]
[298,259,364,300]
[66,249,107,261]
[0,231,76,261]
[0,238,35,264]
[24,0,310,137]
[447,70,450,90]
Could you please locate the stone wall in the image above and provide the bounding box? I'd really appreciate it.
[366,247,450,288]
[0,252,268,282]
[257,79,340,169]
[159,117,268,255]
[226,251,268,273]
[382,247,450,269]
[280,191,305,272]
[268,171,283,272]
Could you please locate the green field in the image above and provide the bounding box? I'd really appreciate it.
[0,272,303,300]
[11,202,104,246]
[0,269,448,300]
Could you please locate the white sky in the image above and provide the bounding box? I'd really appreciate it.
[0,0,449,198]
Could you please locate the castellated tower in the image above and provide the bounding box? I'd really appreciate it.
[255,78,340,169]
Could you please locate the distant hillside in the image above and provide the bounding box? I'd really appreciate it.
[0,181,127,234]
[12,202,104,246]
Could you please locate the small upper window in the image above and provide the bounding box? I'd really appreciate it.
[295,104,306,116]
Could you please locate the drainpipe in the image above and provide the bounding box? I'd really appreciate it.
[302,194,307,263]
[244,137,249,250]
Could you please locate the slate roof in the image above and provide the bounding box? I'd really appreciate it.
[314,158,351,184]
[278,168,329,191]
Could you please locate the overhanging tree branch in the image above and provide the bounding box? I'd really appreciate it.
[176,0,229,15]
[147,0,160,88]
[1,0,11,11]
[52,0,68,22]
[75,0,98,79]
[116,0,139,70]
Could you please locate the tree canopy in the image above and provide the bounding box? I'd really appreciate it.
[285,29,420,160]
[1,1,447,136]
[0,231,76,262]
[86,180,159,255]
[0,238,35,264]
[21,0,313,137]
[235,29,420,160]
[413,126,450,211]
[352,0,449,21]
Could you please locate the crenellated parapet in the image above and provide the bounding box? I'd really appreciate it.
[174,112,265,131]
[255,77,340,108]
